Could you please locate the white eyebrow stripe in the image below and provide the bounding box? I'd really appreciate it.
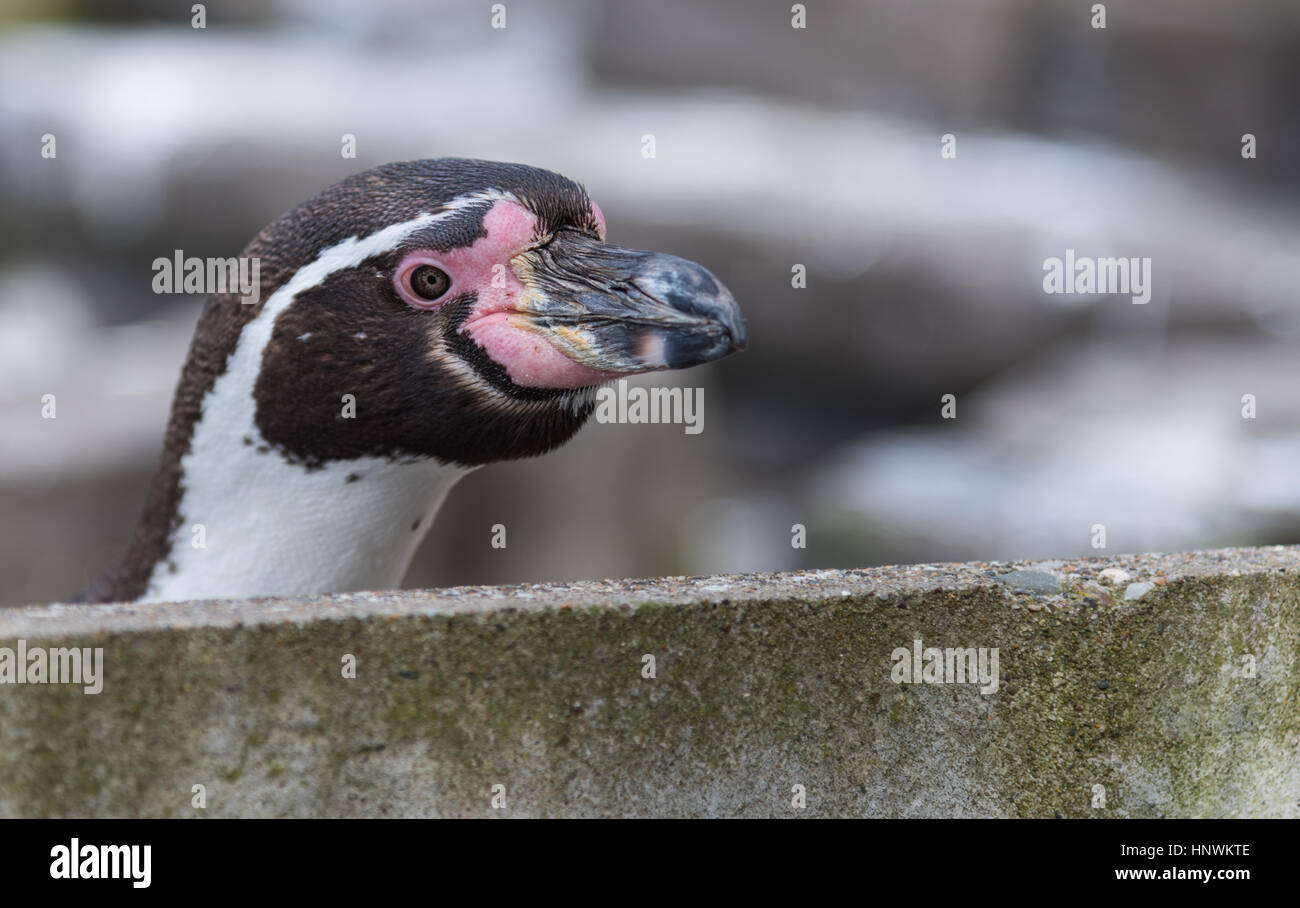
[259,188,517,338]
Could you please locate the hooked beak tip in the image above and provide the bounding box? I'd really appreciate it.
[519,232,747,376]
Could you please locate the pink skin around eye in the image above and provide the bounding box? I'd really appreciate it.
[396,198,625,389]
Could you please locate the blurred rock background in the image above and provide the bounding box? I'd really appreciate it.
[2,0,1298,606]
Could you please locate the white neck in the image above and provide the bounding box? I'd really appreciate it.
[141,450,470,604]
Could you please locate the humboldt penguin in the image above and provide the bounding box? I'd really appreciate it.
[80,159,745,603]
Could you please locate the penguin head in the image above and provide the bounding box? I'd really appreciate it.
[244,159,746,468]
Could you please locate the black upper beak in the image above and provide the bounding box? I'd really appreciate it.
[513,230,746,374]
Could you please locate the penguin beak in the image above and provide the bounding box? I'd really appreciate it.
[511,230,747,373]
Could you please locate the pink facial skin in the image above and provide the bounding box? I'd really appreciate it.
[392,199,621,389]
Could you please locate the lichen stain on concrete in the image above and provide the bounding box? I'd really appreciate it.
[0,547,1296,817]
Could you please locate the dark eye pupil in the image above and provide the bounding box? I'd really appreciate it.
[409,265,450,300]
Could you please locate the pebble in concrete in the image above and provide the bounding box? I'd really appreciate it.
[995,570,1061,595]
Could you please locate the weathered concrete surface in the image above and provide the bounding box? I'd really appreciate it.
[1,547,1297,818]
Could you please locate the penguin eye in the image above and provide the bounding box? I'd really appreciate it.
[408,265,450,301]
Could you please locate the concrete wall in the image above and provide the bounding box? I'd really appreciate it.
[1,546,1297,817]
